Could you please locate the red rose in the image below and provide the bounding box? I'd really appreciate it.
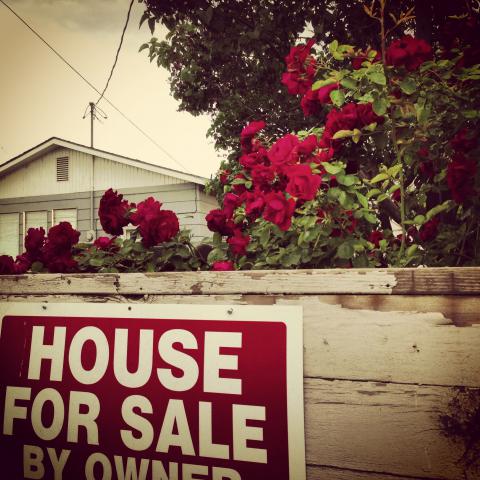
[43,222,80,257]
[137,209,179,247]
[94,236,118,251]
[99,188,132,236]
[301,82,341,116]
[219,170,230,185]
[417,147,429,158]
[240,121,265,152]
[297,135,318,159]
[232,173,248,194]
[285,164,322,201]
[223,193,242,218]
[263,192,296,231]
[267,134,300,170]
[315,147,335,163]
[419,161,435,180]
[245,192,265,219]
[227,230,250,256]
[356,103,384,127]
[240,148,268,170]
[14,253,32,274]
[450,128,477,153]
[42,222,80,273]
[386,35,432,71]
[447,153,477,204]
[368,230,384,248]
[24,227,45,261]
[391,189,401,202]
[212,261,234,271]
[282,39,316,95]
[130,197,162,227]
[45,254,78,274]
[251,164,275,189]
[419,217,440,242]
[0,255,15,275]
[206,209,234,236]
[285,38,315,73]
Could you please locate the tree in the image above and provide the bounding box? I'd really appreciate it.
[138,0,478,157]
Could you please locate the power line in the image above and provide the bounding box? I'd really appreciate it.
[0,0,193,175]
[96,0,134,106]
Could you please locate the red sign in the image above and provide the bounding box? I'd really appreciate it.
[0,303,305,480]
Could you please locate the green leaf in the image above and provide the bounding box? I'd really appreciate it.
[332,129,353,140]
[330,89,345,107]
[89,258,104,267]
[337,241,354,259]
[312,78,337,90]
[366,188,381,199]
[148,17,156,34]
[373,97,387,116]
[370,172,389,183]
[399,78,417,95]
[328,40,339,54]
[207,248,227,263]
[413,215,425,225]
[259,227,271,248]
[139,43,149,53]
[364,212,378,224]
[387,164,402,178]
[426,200,452,220]
[340,77,357,90]
[322,162,344,175]
[406,244,418,257]
[30,261,44,273]
[356,192,369,209]
[336,174,357,186]
[352,128,362,143]
[367,71,386,85]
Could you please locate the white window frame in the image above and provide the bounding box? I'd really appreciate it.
[0,213,20,257]
[51,208,78,229]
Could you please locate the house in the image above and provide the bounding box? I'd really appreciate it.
[0,138,218,256]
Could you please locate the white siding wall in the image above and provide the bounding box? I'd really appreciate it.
[0,148,92,199]
[0,148,187,200]
[93,157,186,191]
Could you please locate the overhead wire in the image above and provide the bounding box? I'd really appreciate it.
[0,0,194,175]
[95,0,134,106]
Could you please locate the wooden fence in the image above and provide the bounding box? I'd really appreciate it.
[1,267,480,480]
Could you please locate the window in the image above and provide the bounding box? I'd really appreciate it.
[0,213,19,256]
[56,157,69,181]
[25,211,48,234]
[52,209,77,229]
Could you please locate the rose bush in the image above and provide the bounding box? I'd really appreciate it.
[0,189,205,274]
[205,2,480,269]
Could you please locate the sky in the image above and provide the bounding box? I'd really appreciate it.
[0,0,223,178]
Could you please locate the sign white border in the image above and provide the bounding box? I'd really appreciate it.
[0,302,305,480]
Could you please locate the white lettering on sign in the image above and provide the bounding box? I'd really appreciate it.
[69,327,109,385]
[25,327,243,394]
[204,332,242,395]
[114,329,153,388]
[157,329,199,392]
[28,326,66,381]
[23,445,70,480]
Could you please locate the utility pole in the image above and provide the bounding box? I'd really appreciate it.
[89,101,95,147]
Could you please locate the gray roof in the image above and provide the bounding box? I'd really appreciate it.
[0,137,208,185]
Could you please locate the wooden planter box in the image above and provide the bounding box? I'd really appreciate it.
[1,267,480,480]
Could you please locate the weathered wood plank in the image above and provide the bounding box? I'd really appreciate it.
[2,294,479,387]
[307,465,442,480]
[1,268,479,295]
[305,379,469,480]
